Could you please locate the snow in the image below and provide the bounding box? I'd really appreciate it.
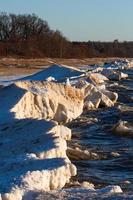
[103,59,133,70]
[36,186,123,200]
[0,64,84,87]
[0,80,83,199]
[0,75,29,86]
[0,84,27,124]
[0,81,83,124]
[20,64,84,82]
[0,60,131,199]
[0,118,76,199]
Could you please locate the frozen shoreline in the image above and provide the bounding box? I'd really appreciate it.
[0,60,132,199]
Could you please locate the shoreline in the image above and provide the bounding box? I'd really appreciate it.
[0,59,132,199]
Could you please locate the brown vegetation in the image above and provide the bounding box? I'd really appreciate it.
[0,13,133,58]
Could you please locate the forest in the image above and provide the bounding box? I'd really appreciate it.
[0,13,133,58]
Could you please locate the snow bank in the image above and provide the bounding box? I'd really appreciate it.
[0,78,84,199]
[0,81,83,124]
[11,81,84,123]
[0,75,29,86]
[75,79,118,110]
[0,64,84,87]
[103,59,133,70]
[0,119,76,200]
[20,64,84,82]
[0,60,128,199]
[101,68,128,81]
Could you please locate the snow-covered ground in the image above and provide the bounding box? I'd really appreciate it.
[0,119,76,200]
[0,60,132,199]
[0,77,83,199]
[20,64,84,82]
[0,75,29,86]
[0,64,84,86]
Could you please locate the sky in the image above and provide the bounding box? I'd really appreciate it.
[0,0,133,42]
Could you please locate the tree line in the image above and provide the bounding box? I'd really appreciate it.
[0,13,133,58]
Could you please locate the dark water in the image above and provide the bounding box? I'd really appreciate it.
[69,69,133,192]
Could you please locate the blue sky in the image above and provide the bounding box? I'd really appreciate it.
[0,0,133,41]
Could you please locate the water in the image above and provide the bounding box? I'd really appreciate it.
[68,69,133,193]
